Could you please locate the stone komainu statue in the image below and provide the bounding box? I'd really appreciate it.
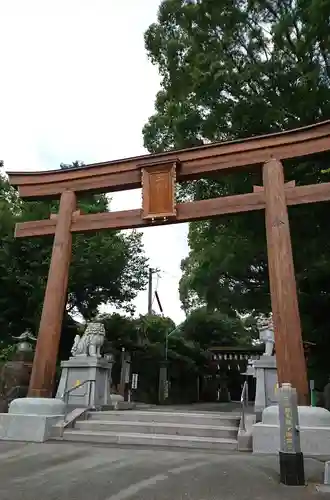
[71,322,105,358]
[257,315,275,356]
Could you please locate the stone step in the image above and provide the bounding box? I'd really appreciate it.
[87,410,240,427]
[64,401,135,413]
[62,429,238,450]
[109,401,136,410]
[133,403,155,410]
[74,419,238,439]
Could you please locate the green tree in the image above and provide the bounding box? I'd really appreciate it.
[143,0,330,386]
[144,0,330,150]
[99,311,211,403]
[181,307,255,349]
[98,312,141,350]
[0,169,47,340]
[98,312,175,349]
[0,162,148,346]
[135,313,175,344]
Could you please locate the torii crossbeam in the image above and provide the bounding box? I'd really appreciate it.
[7,120,330,404]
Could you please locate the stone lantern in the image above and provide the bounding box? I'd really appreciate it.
[12,330,37,357]
[0,330,37,411]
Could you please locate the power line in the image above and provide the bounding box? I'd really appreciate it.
[152,272,160,308]
[154,290,163,315]
[148,267,160,314]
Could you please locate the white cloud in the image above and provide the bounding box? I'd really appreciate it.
[0,0,189,324]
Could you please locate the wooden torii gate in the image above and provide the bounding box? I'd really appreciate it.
[7,120,330,404]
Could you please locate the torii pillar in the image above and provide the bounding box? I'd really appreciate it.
[28,190,76,397]
[263,159,309,405]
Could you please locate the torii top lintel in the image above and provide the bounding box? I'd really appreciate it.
[7,120,330,200]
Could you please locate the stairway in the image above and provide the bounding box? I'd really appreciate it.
[61,409,240,450]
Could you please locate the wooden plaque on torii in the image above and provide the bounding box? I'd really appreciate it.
[141,161,177,220]
[6,120,330,404]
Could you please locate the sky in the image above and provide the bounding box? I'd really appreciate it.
[0,0,189,324]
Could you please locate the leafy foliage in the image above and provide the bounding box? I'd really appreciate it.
[99,312,213,403]
[98,312,142,350]
[181,307,257,349]
[135,314,175,344]
[0,343,15,362]
[0,163,148,344]
[143,0,330,386]
[99,312,176,353]
[144,0,330,150]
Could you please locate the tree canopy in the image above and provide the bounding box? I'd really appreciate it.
[99,311,213,403]
[180,307,256,348]
[0,162,148,343]
[143,0,330,386]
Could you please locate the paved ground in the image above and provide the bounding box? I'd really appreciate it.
[0,441,327,500]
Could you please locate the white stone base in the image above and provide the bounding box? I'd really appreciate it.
[56,356,112,409]
[0,398,65,443]
[9,397,65,416]
[253,405,330,457]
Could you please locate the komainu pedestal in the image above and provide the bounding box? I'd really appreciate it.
[254,355,278,417]
[56,321,113,409]
[56,356,113,409]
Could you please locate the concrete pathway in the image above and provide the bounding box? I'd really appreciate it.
[0,441,326,499]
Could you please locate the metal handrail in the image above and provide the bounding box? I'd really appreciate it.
[61,379,95,419]
[240,380,249,432]
[61,379,94,400]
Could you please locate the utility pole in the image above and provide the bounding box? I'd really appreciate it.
[148,267,153,314]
